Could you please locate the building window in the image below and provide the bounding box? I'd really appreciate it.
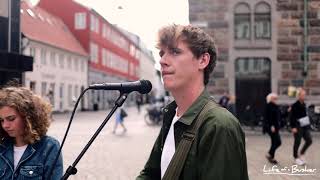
[234,3,251,40]
[254,2,271,39]
[108,29,129,52]
[75,12,86,29]
[29,47,35,57]
[90,14,95,32]
[50,52,56,67]
[59,83,64,110]
[41,82,47,97]
[40,49,46,65]
[30,81,36,93]
[106,50,129,73]
[102,23,108,38]
[74,58,79,71]
[74,85,79,99]
[49,83,55,107]
[80,60,85,72]
[90,43,98,63]
[95,17,99,34]
[90,14,99,33]
[135,49,140,60]
[102,48,107,66]
[68,84,72,106]
[235,57,270,77]
[67,56,72,69]
[129,45,135,57]
[59,54,64,68]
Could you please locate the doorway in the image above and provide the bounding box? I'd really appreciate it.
[235,57,271,126]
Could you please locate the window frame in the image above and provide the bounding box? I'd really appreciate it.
[254,2,272,39]
[75,12,86,30]
[234,2,251,40]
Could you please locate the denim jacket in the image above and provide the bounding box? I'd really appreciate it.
[0,136,63,180]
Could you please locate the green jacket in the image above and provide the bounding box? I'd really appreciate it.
[136,90,249,180]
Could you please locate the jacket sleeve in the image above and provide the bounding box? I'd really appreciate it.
[136,131,162,180]
[44,139,63,180]
[290,104,299,128]
[197,115,249,180]
[265,104,271,126]
[271,105,281,130]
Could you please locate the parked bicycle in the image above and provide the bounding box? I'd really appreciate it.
[308,104,320,131]
[144,100,164,126]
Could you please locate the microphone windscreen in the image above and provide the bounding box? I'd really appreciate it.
[139,80,152,94]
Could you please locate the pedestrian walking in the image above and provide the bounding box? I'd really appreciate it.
[264,93,281,164]
[113,108,127,134]
[218,91,229,108]
[136,94,143,114]
[290,88,313,165]
[243,104,255,129]
[227,95,237,117]
[0,85,63,179]
[136,24,248,180]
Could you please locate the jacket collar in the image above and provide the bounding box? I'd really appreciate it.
[0,138,37,169]
[164,89,211,126]
[0,139,14,169]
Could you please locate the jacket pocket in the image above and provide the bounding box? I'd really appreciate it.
[19,165,43,179]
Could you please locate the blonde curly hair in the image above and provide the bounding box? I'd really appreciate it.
[0,86,52,144]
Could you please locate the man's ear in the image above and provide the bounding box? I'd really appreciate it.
[198,53,210,70]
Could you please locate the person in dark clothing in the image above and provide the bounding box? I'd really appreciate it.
[290,88,312,165]
[227,95,237,117]
[136,94,143,114]
[243,104,255,129]
[218,92,229,108]
[264,93,281,164]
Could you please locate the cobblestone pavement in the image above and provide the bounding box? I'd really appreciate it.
[48,105,320,180]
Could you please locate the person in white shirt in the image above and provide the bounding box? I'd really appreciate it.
[0,85,63,179]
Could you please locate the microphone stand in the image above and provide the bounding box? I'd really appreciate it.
[61,92,128,180]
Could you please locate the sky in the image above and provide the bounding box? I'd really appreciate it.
[30,0,190,67]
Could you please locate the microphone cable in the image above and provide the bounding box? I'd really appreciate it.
[47,87,90,179]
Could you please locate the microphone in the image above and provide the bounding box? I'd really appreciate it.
[88,80,152,94]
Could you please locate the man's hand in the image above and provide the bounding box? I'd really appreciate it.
[271,126,276,133]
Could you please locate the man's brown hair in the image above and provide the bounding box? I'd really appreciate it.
[157,24,217,85]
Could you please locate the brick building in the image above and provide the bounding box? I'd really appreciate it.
[189,0,320,121]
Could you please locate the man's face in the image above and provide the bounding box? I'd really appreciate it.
[159,40,203,92]
[298,90,306,101]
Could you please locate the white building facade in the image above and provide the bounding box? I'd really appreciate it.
[23,42,88,112]
[21,1,89,112]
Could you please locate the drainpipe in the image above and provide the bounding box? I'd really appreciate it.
[302,0,308,77]
[8,0,11,52]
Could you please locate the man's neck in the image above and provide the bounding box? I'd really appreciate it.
[171,85,205,117]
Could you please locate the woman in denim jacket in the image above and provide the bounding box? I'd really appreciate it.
[0,86,63,179]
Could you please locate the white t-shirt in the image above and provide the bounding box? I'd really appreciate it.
[161,111,180,178]
[14,144,28,169]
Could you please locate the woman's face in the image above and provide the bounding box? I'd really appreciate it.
[0,106,26,143]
